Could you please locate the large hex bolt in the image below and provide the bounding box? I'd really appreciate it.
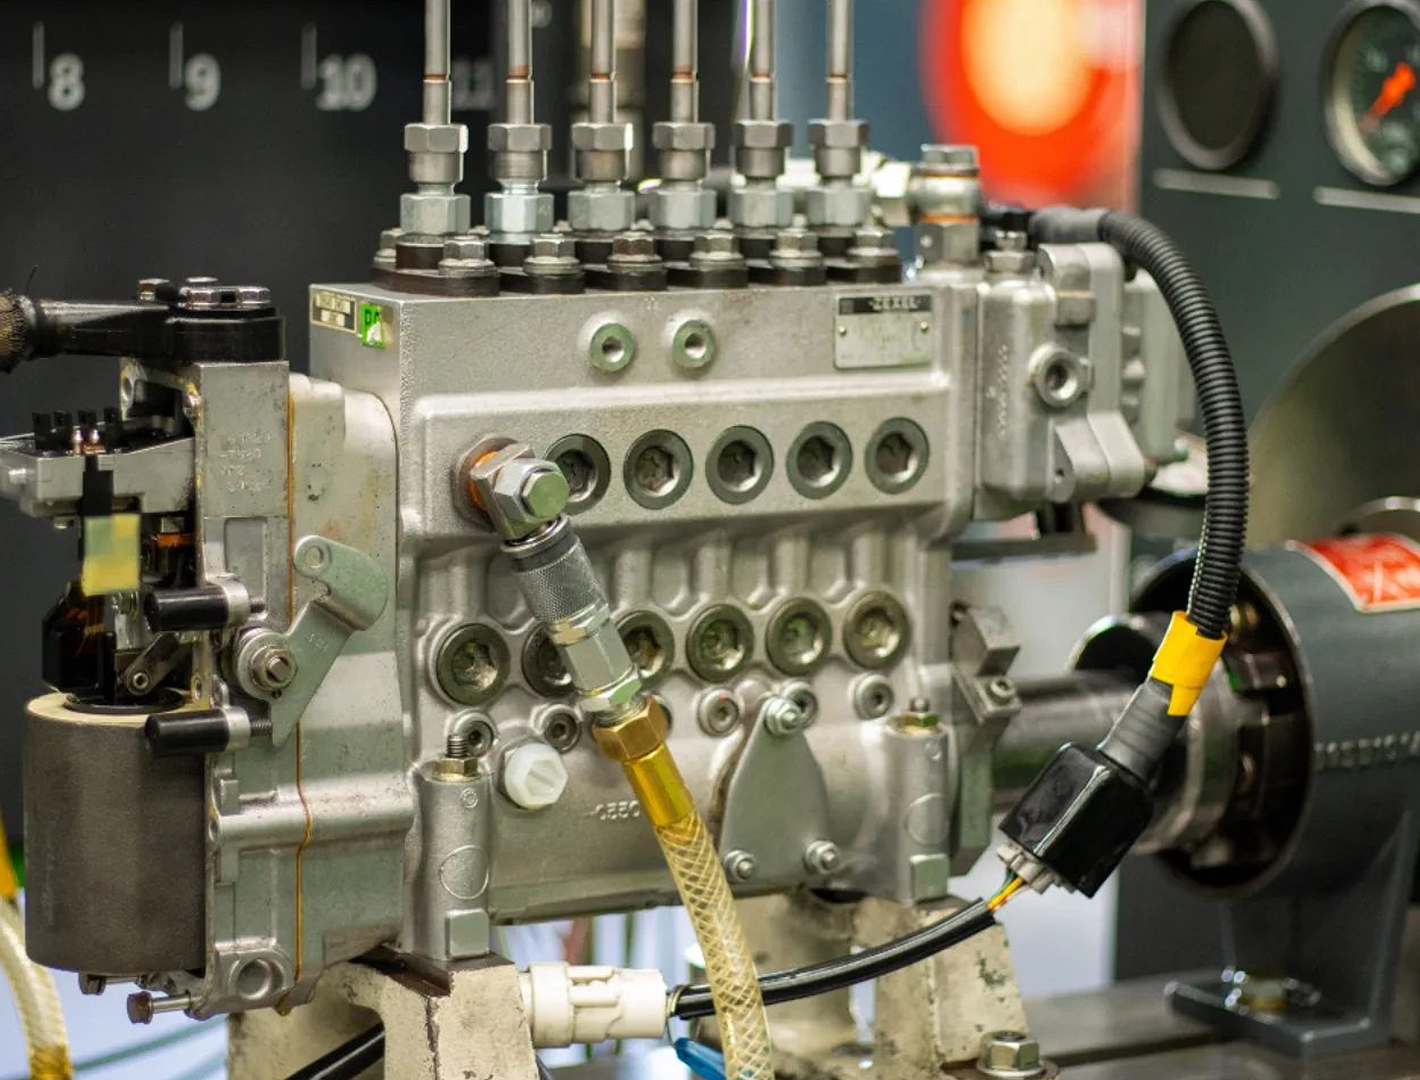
[769,228,825,272]
[524,234,581,282]
[977,1031,1046,1079]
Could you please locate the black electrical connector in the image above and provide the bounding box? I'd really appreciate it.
[998,744,1152,897]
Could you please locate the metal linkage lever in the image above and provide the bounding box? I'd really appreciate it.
[232,535,388,747]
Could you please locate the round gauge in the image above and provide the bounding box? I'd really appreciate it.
[1160,0,1278,171]
[1325,1,1420,185]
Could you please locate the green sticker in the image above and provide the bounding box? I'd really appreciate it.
[358,302,388,349]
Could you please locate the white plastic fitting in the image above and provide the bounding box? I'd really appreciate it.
[502,741,569,810]
[518,962,669,1047]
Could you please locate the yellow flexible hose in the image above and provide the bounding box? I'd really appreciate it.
[0,900,72,1080]
[596,703,773,1080]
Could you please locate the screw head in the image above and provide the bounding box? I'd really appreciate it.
[611,231,657,258]
[126,992,155,1025]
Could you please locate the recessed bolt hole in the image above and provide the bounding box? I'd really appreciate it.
[875,432,917,480]
[796,435,839,487]
[853,605,902,660]
[780,613,825,667]
[450,639,499,693]
[698,617,746,674]
[716,439,761,492]
[633,445,678,496]
[623,625,668,680]
[682,331,707,360]
[556,448,596,500]
[601,336,624,364]
[529,631,570,691]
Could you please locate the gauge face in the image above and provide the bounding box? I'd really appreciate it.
[1160,0,1277,171]
[1325,1,1420,185]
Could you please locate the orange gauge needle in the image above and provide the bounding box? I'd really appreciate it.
[1364,60,1417,132]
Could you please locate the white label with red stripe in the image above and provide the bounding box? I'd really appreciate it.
[1292,533,1420,613]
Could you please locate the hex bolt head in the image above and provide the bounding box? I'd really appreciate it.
[986,676,1017,705]
[518,464,571,520]
[977,1030,1045,1079]
[611,231,657,259]
[762,696,805,736]
[803,839,841,875]
[772,228,819,255]
[724,850,757,882]
[694,230,736,255]
[530,233,576,259]
[922,144,980,171]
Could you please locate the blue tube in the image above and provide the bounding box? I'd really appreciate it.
[674,1037,727,1080]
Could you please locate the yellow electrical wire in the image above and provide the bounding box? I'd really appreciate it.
[988,875,1026,912]
[0,811,17,903]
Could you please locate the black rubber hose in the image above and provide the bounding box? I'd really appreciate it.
[670,900,996,1020]
[285,1025,383,1080]
[282,1024,558,1080]
[1094,210,1248,640]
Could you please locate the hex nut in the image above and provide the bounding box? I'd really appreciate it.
[488,458,567,532]
[444,236,490,261]
[485,190,553,236]
[803,840,841,874]
[653,121,715,151]
[404,123,469,154]
[728,186,793,229]
[761,696,805,736]
[724,850,757,882]
[611,231,657,259]
[922,143,979,171]
[488,123,552,152]
[977,1030,1044,1079]
[733,119,794,149]
[773,228,819,255]
[590,697,670,762]
[651,186,716,231]
[806,185,872,228]
[571,121,632,152]
[568,188,636,233]
[694,231,736,255]
[401,192,471,236]
[579,670,645,719]
[531,234,576,259]
[808,118,868,149]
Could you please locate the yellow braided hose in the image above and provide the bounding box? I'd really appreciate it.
[596,702,773,1080]
[0,900,72,1080]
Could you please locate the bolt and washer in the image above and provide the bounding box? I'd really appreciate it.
[249,643,297,693]
[724,850,757,882]
[977,1030,1046,1079]
[803,840,841,875]
[986,676,1017,705]
[762,696,805,736]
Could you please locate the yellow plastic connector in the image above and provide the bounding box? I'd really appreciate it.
[1148,611,1227,716]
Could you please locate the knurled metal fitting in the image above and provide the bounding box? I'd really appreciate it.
[977,1030,1045,1079]
[769,228,824,270]
[572,121,632,152]
[488,123,552,153]
[653,121,715,151]
[733,119,794,149]
[591,696,669,762]
[808,118,868,149]
[405,123,469,154]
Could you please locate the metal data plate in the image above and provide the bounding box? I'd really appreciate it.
[833,291,934,369]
